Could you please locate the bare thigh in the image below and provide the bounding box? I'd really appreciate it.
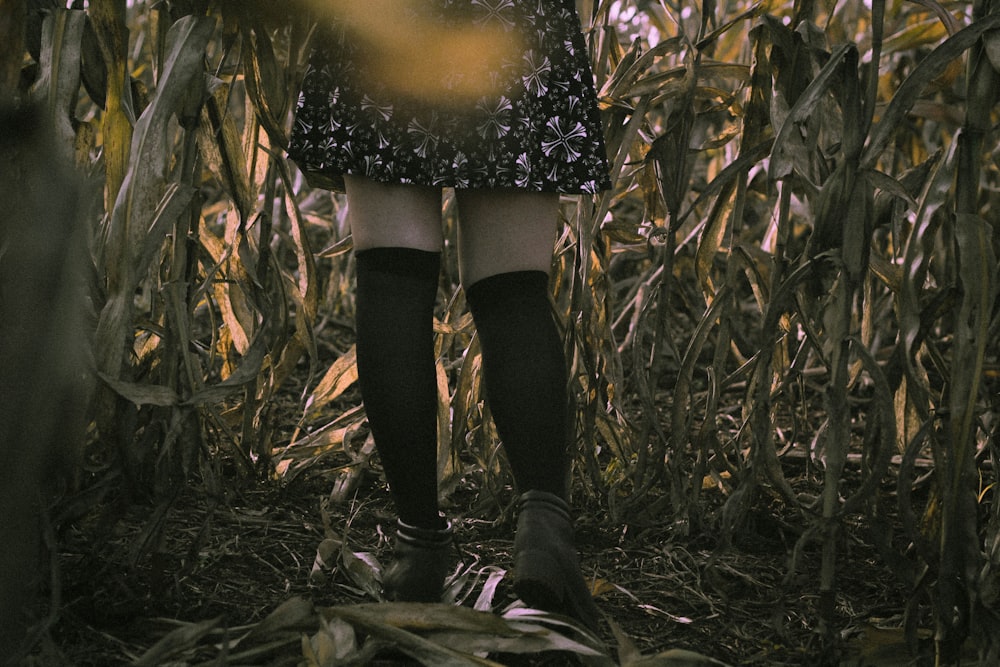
[454,189,560,287]
[344,175,443,252]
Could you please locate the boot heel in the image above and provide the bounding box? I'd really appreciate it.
[514,547,566,610]
[513,491,600,631]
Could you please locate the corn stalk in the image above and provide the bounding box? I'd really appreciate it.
[8,0,1000,659]
[933,0,1000,661]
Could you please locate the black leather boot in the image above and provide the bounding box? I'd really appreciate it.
[513,490,600,632]
[382,518,453,602]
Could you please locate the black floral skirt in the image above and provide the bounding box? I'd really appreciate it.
[288,0,612,194]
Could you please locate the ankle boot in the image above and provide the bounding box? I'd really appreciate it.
[513,490,600,632]
[382,518,453,602]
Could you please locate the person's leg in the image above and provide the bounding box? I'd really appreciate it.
[347,176,453,601]
[455,188,566,497]
[347,175,443,253]
[346,175,444,530]
[454,188,559,288]
[456,188,599,630]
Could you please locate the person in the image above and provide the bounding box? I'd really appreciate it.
[287,0,611,631]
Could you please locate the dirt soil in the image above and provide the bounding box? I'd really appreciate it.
[31,435,926,666]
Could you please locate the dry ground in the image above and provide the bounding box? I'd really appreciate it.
[22,298,938,666]
[31,433,929,666]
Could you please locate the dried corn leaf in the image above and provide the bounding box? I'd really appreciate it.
[239,596,316,644]
[624,648,732,666]
[769,43,852,181]
[28,10,85,158]
[95,15,214,382]
[862,14,1000,170]
[330,602,515,636]
[200,78,254,218]
[305,346,358,416]
[242,22,288,147]
[99,373,179,407]
[131,616,224,667]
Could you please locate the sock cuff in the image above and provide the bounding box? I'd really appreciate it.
[356,247,441,280]
[465,270,550,306]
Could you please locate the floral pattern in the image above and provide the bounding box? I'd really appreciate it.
[288,0,611,194]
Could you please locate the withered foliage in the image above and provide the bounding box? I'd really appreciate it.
[5,0,1000,663]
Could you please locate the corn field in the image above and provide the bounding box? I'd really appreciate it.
[3,0,1000,663]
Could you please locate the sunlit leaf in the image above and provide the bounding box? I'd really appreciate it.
[882,17,948,54]
[242,21,288,147]
[473,567,507,612]
[310,537,340,584]
[307,614,358,664]
[305,346,359,416]
[339,545,382,600]
[88,0,135,211]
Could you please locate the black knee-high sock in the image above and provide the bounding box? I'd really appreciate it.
[465,271,569,498]
[355,247,444,529]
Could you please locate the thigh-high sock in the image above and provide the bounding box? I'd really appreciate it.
[465,270,569,498]
[354,247,444,529]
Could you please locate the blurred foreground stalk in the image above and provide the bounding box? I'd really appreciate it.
[935,0,1000,660]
